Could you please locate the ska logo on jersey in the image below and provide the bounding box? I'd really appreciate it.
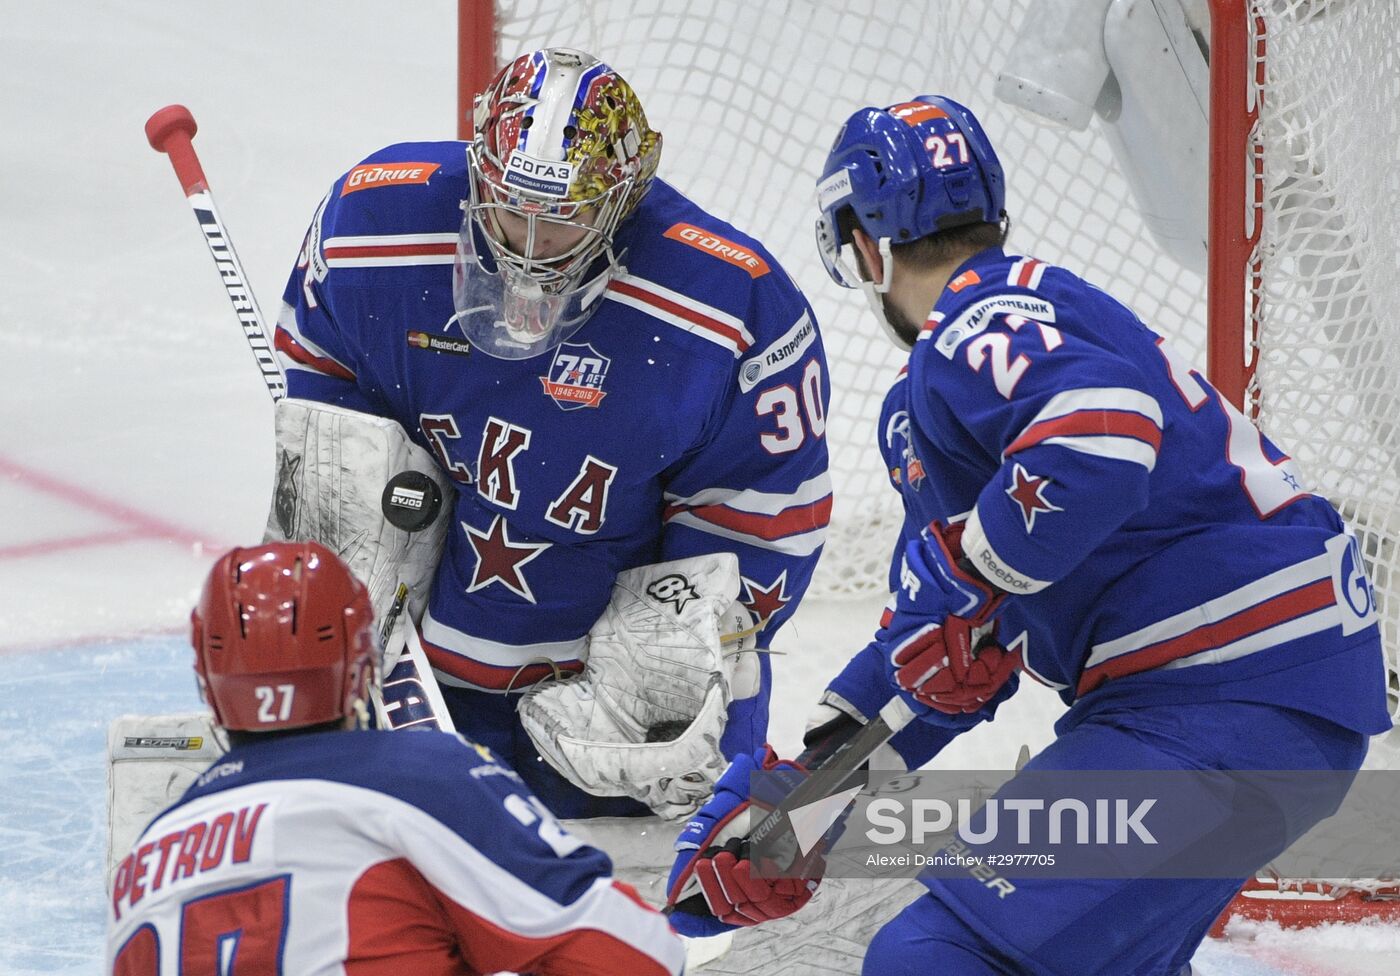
[884,409,925,489]
[540,342,610,410]
[647,574,698,613]
[1006,462,1063,533]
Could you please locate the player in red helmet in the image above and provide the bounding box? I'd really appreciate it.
[190,540,377,735]
[108,542,684,976]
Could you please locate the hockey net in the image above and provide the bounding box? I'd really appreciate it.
[469,0,1400,933]
[1208,0,1400,929]
[471,0,1215,599]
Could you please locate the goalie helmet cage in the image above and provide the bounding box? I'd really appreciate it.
[459,0,1400,930]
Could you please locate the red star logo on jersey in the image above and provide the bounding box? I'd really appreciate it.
[1006,462,1063,533]
[463,514,551,603]
[741,572,791,627]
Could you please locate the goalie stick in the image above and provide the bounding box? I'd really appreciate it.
[750,694,919,869]
[145,105,453,733]
[746,694,918,877]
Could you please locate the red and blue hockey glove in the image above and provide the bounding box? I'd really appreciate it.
[666,746,821,937]
[886,520,1020,715]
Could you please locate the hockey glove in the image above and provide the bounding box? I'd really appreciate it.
[899,520,1003,624]
[666,746,821,937]
[886,520,1019,715]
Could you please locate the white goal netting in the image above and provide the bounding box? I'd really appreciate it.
[1244,0,1400,719]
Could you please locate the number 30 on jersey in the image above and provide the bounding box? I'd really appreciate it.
[756,358,826,454]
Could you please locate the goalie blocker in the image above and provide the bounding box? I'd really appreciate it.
[264,397,455,644]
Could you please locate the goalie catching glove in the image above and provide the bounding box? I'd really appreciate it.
[517,553,757,820]
[886,519,1020,715]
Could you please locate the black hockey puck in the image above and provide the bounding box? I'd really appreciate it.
[645,720,690,743]
[381,470,443,532]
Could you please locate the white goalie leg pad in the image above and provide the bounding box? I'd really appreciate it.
[265,398,456,664]
[518,553,742,820]
[106,712,226,889]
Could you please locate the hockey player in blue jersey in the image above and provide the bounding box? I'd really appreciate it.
[666,96,1392,973]
[265,48,830,825]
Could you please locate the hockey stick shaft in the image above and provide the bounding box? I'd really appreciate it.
[666,694,919,913]
[145,105,285,401]
[144,105,454,734]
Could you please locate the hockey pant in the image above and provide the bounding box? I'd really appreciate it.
[862,699,1367,976]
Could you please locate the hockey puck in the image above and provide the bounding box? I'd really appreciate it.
[381,471,443,532]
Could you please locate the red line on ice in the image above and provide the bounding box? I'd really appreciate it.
[0,624,186,657]
[0,455,220,559]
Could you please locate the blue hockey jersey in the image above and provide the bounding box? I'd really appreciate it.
[831,248,1389,759]
[274,142,829,698]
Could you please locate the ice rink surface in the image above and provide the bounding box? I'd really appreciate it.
[1,3,1396,973]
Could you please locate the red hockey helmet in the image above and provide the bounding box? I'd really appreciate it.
[190,541,376,732]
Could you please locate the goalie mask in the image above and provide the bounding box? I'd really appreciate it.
[458,47,663,359]
[190,541,377,732]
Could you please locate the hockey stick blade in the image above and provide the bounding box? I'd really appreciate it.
[666,694,919,915]
[146,104,285,400]
[747,695,918,873]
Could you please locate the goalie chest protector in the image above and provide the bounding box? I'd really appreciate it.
[275,140,830,692]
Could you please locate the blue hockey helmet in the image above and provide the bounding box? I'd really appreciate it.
[815,96,1006,295]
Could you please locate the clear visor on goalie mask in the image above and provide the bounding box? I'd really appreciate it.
[454,145,629,359]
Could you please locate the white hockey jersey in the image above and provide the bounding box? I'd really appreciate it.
[106,728,684,976]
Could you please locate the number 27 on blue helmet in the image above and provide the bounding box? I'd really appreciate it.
[814,95,1006,295]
